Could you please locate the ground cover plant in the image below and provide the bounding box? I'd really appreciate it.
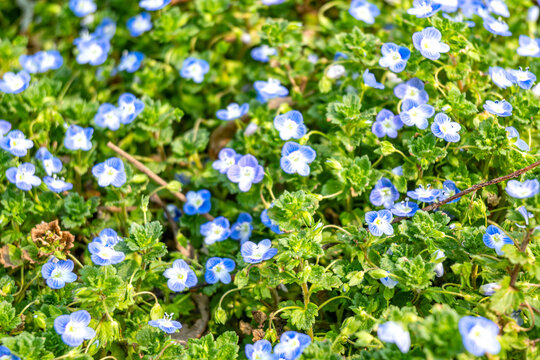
[0,0,539,359]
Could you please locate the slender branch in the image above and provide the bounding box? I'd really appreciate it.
[509,227,535,289]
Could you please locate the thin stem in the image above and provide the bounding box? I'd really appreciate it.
[68,253,84,268]
[317,295,352,311]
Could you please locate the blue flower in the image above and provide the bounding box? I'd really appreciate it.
[280,142,316,177]
[379,43,410,73]
[505,179,539,199]
[245,339,273,360]
[254,78,289,103]
[517,205,533,226]
[205,257,235,284]
[274,110,307,141]
[489,66,513,89]
[459,316,501,356]
[390,200,419,217]
[165,204,182,222]
[54,310,96,347]
[118,92,145,124]
[6,163,41,191]
[94,103,121,130]
[487,0,509,17]
[326,64,346,79]
[412,27,450,60]
[227,154,264,192]
[230,213,253,242]
[334,52,348,60]
[88,229,125,266]
[479,282,501,296]
[274,331,311,360]
[365,210,394,236]
[392,165,403,176]
[69,0,96,17]
[0,71,31,94]
[407,184,441,203]
[348,0,380,24]
[483,225,513,255]
[0,119,11,138]
[0,130,33,156]
[432,249,445,277]
[127,12,153,37]
[434,0,458,13]
[262,0,286,5]
[216,103,249,121]
[20,51,63,74]
[506,68,536,90]
[377,321,410,353]
[363,69,384,89]
[407,0,441,18]
[517,35,540,57]
[431,113,461,142]
[36,148,63,176]
[213,148,241,174]
[180,58,209,84]
[372,109,403,138]
[44,176,73,193]
[241,239,277,264]
[370,177,399,209]
[149,313,182,333]
[164,259,197,291]
[505,127,530,152]
[76,38,110,66]
[95,18,116,40]
[393,78,429,104]
[41,258,77,289]
[261,208,283,234]
[380,275,398,288]
[439,180,461,203]
[64,125,93,151]
[483,99,512,117]
[0,346,20,360]
[251,45,277,63]
[184,189,211,215]
[118,51,145,73]
[200,216,231,245]
[483,16,511,36]
[399,100,434,130]
[140,0,171,10]
[92,157,127,188]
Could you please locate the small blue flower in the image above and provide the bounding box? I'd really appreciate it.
[262,0,285,5]
[54,310,96,347]
[379,43,410,73]
[0,71,31,94]
[92,157,127,188]
[370,177,399,209]
[483,99,512,117]
[393,78,429,104]
[216,103,249,121]
[459,316,501,356]
[483,225,513,255]
[487,0,509,17]
[180,58,209,84]
[399,100,434,130]
[326,64,346,79]
[489,66,513,89]
[165,204,182,222]
[261,207,283,234]
[479,282,501,296]
[432,249,445,277]
[431,113,461,142]
[365,210,394,236]
[241,239,277,264]
[227,154,264,192]
[95,18,116,40]
[245,340,273,360]
[200,216,231,245]
[348,0,380,24]
[372,109,403,138]
[274,331,311,360]
[127,12,153,37]
[230,213,253,243]
[517,205,533,226]
[41,258,77,289]
[407,0,441,18]
[363,69,384,89]
[390,200,419,217]
[149,313,182,333]
[36,148,62,176]
[205,257,235,284]
[184,190,211,215]
[118,51,145,73]
[164,259,197,292]
[0,130,34,156]
[0,346,20,360]
[412,27,450,60]
[378,321,410,353]
[254,78,289,103]
[505,127,530,152]
[280,142,316,177]
[380,275,398,288]
[139,0,171,11]
[483,16,511,36]
[439,180,461,203]
[64,125,93,151]
[392,165,403,176]
[94,103,121,130]
[434,0,458,13]
[0,120,11,138]
[6,163,41,191]
[251,45,277,63]
[118,92,145,124]
[506,68,536,90]
[517,35,540,57]
[20,51,63,74]
[334,52,348,61]
[76,38,110,66]
[44,176,73,193]
[88,229,125,266]
[505,179,539,199]
[69,0,96,17]
[213,148,241,174]
[274,110,307,141]
[407,184,441,203]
